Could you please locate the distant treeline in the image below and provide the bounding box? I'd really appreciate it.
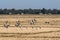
[0,8,60,14]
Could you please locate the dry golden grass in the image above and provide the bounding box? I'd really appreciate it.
[0,14,60,40]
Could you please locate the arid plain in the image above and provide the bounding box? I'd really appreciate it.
[0,14,60,40]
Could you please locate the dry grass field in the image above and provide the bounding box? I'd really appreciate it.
[0,14,60,40]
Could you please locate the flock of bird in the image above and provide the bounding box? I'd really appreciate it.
[4,19,37,28]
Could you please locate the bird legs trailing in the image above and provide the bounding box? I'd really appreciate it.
[4,21,10,28]
[15,21,22,27]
